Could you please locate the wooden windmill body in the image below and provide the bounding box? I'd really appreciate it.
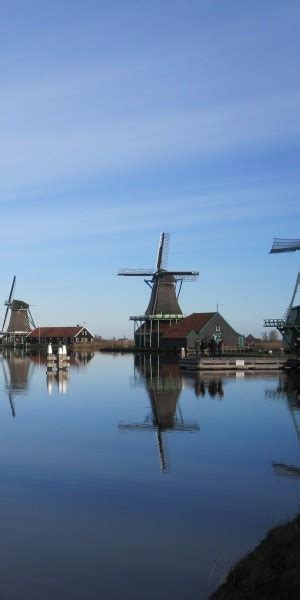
[1,276,36,346]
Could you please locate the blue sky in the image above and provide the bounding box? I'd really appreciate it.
[1,0,300,338]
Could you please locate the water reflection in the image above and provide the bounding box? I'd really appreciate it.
[183,370,281,399]
[29,350,95,369]
[0,348,34,417]
[119,354,200,472]
[182,372,225,399]
[0,349,95,412]
[0,351,299,598]
[46,370,69,395]
[266,373,300,479]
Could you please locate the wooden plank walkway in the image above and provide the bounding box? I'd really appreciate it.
[179,356,286,371]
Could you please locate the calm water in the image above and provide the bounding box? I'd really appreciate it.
[0,350,299,599]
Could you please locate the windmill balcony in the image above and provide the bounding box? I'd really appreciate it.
[130,314,186,321]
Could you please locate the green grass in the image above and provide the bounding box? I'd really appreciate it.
[210,514,300,600]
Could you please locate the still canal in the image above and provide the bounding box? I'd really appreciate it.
[0,350,299,599]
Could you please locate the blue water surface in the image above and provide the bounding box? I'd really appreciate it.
[0,350,299,599]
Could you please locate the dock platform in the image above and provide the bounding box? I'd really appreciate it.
[179,356,286,371]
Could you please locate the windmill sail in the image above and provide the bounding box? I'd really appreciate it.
[118,232,199,316]
[282,272,300,323]
[156,232,170,270]
[2,276,16,331]
[270,238,300,253]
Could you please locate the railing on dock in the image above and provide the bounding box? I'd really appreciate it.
[179,356,286,371]
[186,345,283,357]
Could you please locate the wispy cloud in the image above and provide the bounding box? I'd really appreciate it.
[1,181,299,243]
[0,87,299,193]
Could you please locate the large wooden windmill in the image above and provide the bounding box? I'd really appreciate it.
[1,276,36,346]
[264,238,300,349]
[118,233,199,348]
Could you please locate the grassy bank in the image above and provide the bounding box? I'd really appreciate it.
[210,513,300,599]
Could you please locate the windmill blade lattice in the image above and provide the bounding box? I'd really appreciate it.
[156,232,170,270]
[118,268,156,276]
[2,276,16,331]
[169,272,199,281]
[28,308,36,329]
[2,306,10,332]
[270,238,300,253]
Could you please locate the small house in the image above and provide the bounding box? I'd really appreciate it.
[26,326,95,346]
[246,334,261,346]
[161,312,244,350]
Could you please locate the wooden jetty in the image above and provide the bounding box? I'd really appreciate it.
[179,356,286,371]
[46,344,70,372]
[47,353,70,371]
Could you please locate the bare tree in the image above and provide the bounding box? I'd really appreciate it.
[262,330,279,341]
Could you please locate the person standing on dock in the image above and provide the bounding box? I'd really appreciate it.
[200,339,205,357]
[218,338,224,357]
[211,337,217,357]
[194,338,201,357]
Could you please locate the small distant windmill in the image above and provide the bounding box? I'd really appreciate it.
[1,276,36,346]
[264,238,300,349]
[118,233,199,347]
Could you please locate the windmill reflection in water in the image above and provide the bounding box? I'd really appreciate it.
[0,350,96,414]
[119,354,200,472]
[0,348,34,418]
[265,373,300,479]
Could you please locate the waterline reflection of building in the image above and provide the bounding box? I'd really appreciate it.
[182,372,225,399]
[0,349,95,413]
[29,350,95,369]
[119,354,200,472]
[182,370,281,400]
[265,373,300,479]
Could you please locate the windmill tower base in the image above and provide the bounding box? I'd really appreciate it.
[131,314,185,349]
[264,305,300,351]
[1,331,29,347]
